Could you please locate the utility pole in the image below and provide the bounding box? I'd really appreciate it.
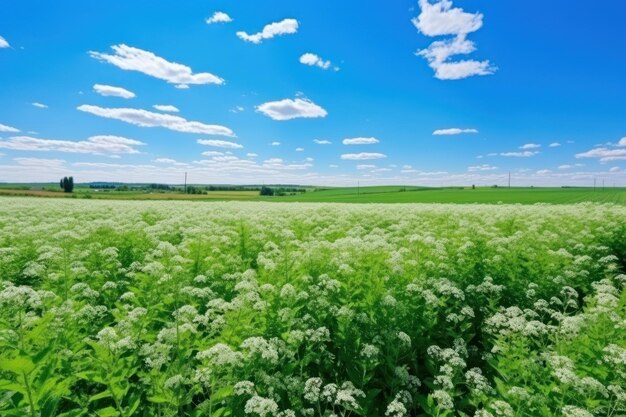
[184,172,187,194]
[593,177,596,191]
[508,171,511,189]
[357,181,360,195]
[602,179,605,192]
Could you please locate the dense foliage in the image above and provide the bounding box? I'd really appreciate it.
[0,198,625,417]
[59,177,74,193]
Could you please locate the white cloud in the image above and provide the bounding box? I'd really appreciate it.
[0,123,20,133]
[314,139,332,145]
[342,137,380,145]
[14,157,66,168]
[256,98,327,121]
[299,53,334,70]
[618,137,626,146]
[197,139,243,149]
[295,147,304,152]
[0,36,9,48]
[414,1,495,80]
[32,102,48,108]
[153,104,179,113]
[576,147,626,163]
[468,164,497,172]
[433,128,478,135]
[230,106,245,113]
[357,164,377,170]
[537,169,552,175]
[549,142,561,148]
[77,105,235,136]
[500,151,539,157]
[93,84,136,99]
[519,143,541,149]
[89,44,224,88]
[271,141,281,146]
[417,36,495,80]
[247,153,258,158]
[206,12,233,24]
[341,153,387,160]
[558,165,573,170]
[610,166,621,172]
[0,135,144,155]
[154,158,190,167]
[202,151,224,157]
[237,18,299,44]
[413,0,483,36]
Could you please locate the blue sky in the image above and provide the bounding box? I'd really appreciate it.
[1,0,625,186]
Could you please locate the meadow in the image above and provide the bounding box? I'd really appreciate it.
[0,197,625,417]
[1,184,626,205]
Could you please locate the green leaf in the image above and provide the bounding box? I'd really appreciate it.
[0,356,36,375]
[89,391,112,403]
[95,406,120,417]
[147,395,171,404]
[0,379,26,394]
[211,385,234,402]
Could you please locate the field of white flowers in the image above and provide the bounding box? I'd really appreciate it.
[0,198,625,417]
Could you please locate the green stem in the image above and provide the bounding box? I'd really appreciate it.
[21,371,36,417]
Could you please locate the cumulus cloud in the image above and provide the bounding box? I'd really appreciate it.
[0,135,144,155]
[154,158,190,167]
[519,143,541,149]
[206,12,233,24]
[237,19,299,44]
[314,139,332,145]
[468,164,497,172]
[342,137,380,145]
[77,105,235,136]
[417,36,495,80]
[0,36,9,48]
[153,104,179,112]
[500,151,539,157]
[32,102,48,108]
[271,141,281,146]
[93,84,136,99]
[576,147,626,163]
[197,139,243,149]
[433,128,478,135]
[256,98,327,121]
[295,147,304,152]
[299,53,335,70]
[89,44,224,88]
[413,0,483,36]
[413,0,495,80]
[341,153,387,160]
[549,142,561,148]
[610,166,621,172]
[0,123,20,133]
[230,106,245,113]
[202,151,224,157]
[575,138,626,162]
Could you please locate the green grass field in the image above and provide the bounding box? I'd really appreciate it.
[273,186,626,204]
[1,184,626,204]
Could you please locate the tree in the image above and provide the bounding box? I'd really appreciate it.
[60,176,74,193]
[260,186,274,196]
